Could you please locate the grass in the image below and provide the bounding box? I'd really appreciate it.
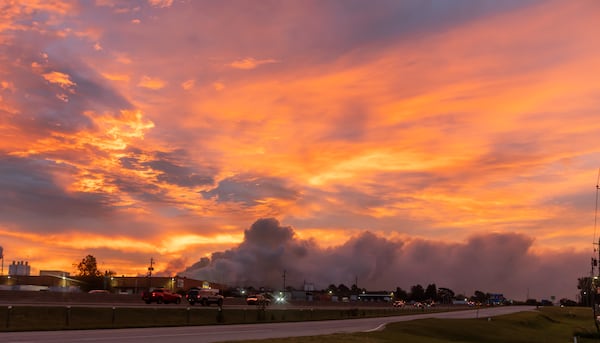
[223,307,600,343]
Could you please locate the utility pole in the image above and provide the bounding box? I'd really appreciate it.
[147,258,154,289]
[282,270,287,293]
[148,257,154,277]
[592,170,600,332]
[592,240,599,332]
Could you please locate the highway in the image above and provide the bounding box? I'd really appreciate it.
[0,306,535,343]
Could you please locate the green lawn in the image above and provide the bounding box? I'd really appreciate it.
[225,307,600,343]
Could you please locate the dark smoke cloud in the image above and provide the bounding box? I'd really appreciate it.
[183,218,588,300]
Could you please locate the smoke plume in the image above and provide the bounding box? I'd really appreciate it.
[183,218,586,300]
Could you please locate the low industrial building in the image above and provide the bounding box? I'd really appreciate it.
[0,274,222,293]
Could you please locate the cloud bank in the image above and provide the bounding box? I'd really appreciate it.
[184,218,586,300]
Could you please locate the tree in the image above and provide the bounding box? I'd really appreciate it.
[102,270,117,291]
[337,284,350,296]
[351,284,366,294]
[76,255,101,277]
[425,283,437,301]
[471,290,488,304]
[454,293,467,301]
[577,277,593,306]
[74,255,103,292]
[438,287,455,304]
[410,284,425,301]
[394,287,408,300]
[326,284,337,295]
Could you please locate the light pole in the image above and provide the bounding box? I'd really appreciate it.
[282,270,287,299]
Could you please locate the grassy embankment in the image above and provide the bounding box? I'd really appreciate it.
[226,306,600,343]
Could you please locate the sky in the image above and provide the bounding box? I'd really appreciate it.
[1,0,599,301]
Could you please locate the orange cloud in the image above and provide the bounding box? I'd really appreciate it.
[42,71,76,89]
[148,0,173,8]
[137,75,166,89]
[213,82,225,91]
[102,72,130,82]
[229,57,279,70]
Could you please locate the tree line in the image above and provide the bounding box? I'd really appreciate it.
[324,282,494,304]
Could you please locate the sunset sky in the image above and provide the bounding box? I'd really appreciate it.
[1,0,599,300]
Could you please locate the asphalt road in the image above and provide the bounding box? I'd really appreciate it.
[0,306,535,343]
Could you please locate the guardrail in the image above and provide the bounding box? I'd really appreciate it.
[0,304,441,331]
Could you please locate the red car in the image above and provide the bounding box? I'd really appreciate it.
[142,288,182,304]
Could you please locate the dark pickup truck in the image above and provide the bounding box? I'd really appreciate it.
[142,288,182,304]
[186,288,224,306]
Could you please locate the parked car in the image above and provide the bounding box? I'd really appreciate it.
[141,288,182,304]
[246,294,271,306]
[392,300,405,308]
[186,288,224,306]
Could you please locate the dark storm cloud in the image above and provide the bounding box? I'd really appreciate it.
[120,149,215,188]
[184,218,587,300]
[201,175,299,206]
[0,155,114,230]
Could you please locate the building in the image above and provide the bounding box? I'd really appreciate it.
[1,273,221,294]
[357,292,393,302]
[40,270,70,278]
[8,261,31,276]
[109,276,220,294]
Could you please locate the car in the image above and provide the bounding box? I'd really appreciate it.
[392,300,405,308]
[186,288,224,306]
[246,294,271,306]
[141,288,182,304]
